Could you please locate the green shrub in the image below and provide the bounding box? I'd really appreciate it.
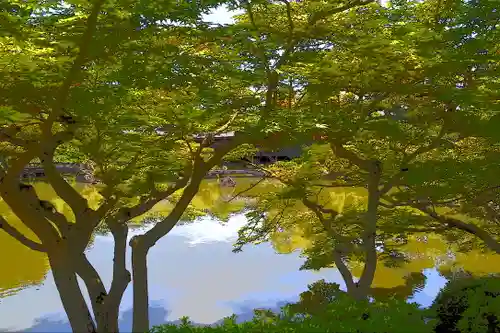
[430,276,500,333]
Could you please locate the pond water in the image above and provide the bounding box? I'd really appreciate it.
[3,180,499,332]
[0,214,448,332]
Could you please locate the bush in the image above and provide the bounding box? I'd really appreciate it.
[150,280,432,333]
[430,276,500,333]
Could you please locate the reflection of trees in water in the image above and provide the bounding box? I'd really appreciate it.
[0,182,105,298]
[243,185,500,300]
[289,273,424,315]
[0,183,51,296]
[370,272,426,300]
[0,217,49,297]
[4,179,500,308]
[92,178,266,237]
[267,215,500,300]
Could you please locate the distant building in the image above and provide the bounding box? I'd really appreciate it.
[192,132,304,164]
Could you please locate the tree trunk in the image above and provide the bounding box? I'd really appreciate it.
[70,223,130,333]
[131,238,149,333]
[73,254,107,331]
[128,142,245,332]
[352,161,382,299]
[131,168,207,332]
[332,248,357,294]
[49,254,97,333]
[333,248,372,301]
[102,223,131,333]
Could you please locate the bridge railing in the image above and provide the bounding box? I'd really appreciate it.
[25,163,87,169]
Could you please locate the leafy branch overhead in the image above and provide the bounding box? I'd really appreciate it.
[1,0,500,332]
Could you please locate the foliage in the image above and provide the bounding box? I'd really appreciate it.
[0,0,260,331]
[430,276,500,333]
[2,0,500,331]
[232,0,500,304]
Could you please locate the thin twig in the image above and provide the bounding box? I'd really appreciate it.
[225,177,266,203]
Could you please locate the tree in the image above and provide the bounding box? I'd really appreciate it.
[0,1,249,331]
[233,0,500,300]
[379,0,500,253]
[1,0,379,332]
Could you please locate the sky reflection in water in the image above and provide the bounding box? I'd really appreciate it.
[0,214,447,332]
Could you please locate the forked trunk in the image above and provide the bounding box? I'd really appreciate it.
[49,254,97,332]
[335,161,381,301]
[332,249,372,301]
[101,223,132,332]
[69,224,131,333]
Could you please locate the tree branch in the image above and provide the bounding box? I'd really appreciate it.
[302,197,340,232]
[45,0,106,130]
[332,248,357,291]
[310,182,363,188]
[301,196,358,290]
[413,203,500,254]
[380,225,450,233]
[329,139,372,171]
[225,177,266,203]
[309,0,375,25]
[281,0,294,34]
[116,177,189,224]
[0,174,61,244]
[43,209,72,236]
[244,1,270,71]
[379,126,446,195]
[41,150,91,221]
[214,110,240,135]
[73,254,108,324]
[103,222,130,331]
[136,133,250,249]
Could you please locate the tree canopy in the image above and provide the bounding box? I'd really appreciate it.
[1,0,499,332]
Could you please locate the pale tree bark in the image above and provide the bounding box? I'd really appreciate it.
[131,238,149,333]
[0,168,99,331]
[55,216,135,333]
[74,223,131,332]
[0,159,119,333]
[0,2,113,331]
[43,157,193,332]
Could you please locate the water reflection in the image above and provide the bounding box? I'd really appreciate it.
[25,304,169,332]
[0,214,345,332]
[2,181,498,331]
[23,300,294,332]
[0,208,49,298]
[408,269,448,308]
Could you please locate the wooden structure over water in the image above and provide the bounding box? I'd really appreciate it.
[20,163,266,183]
[21,163,95,183]
[19,132,298,182]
